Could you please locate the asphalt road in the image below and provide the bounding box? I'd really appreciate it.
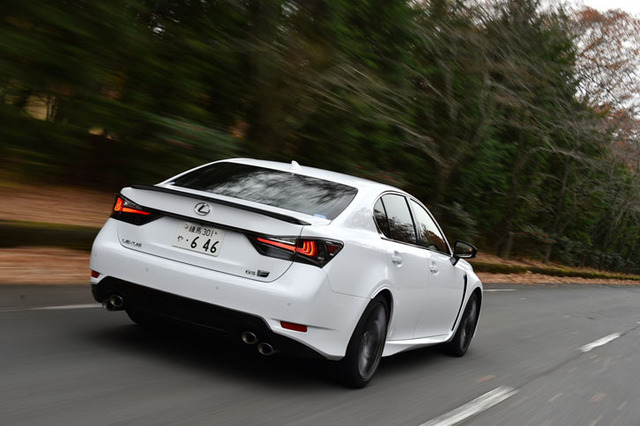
[1,283,639,426]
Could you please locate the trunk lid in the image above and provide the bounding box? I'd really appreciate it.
[115,186,316,282]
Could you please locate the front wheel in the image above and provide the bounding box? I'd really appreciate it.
[337,296,389,388]
[444,294,480,357]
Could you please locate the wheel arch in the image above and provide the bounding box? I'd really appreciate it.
[450,283,482,336]
[463,286,483,326]
[372,288,393,327]
[471,287,482,310]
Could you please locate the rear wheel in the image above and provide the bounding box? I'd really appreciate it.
[338,296,388,388]
[444,294,479,357]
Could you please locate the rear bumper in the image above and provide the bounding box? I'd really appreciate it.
[91,278,322,358]
[90,221,368,360]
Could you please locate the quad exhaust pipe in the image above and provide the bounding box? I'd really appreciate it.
[241,331,258,345]
[257,342,277,356]
[240,331,277,356]
[102,295,124,311]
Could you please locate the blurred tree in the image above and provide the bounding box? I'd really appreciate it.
[0,0,639,271]
[481,0,585,257]
[407,0,494,218]
[0,0,235,187]
[572,8,640,116]
[284,0,418,178]
[568,6,640,269]
[571,8,640,171]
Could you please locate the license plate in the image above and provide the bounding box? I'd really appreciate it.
[173,221,225,256]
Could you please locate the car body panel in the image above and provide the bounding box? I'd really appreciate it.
[377,237,429,340]
[116,186,306,281]
[92,219,366,360]
[90,158,483,364]
[418,250,466,337]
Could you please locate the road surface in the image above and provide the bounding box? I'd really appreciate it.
[1,283,639,425]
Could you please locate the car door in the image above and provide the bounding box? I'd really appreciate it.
[373,194,429,340]
[409,199,466,338]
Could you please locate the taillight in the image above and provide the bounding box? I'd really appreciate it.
[250,236,343,267]
[110,194,159,225]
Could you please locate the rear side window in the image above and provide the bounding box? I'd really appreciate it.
[170,162,357,220]
[410,200,450,254]
[373,199,391,237]
[375,194,417,244]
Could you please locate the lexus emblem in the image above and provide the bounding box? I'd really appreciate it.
[194,202,211,216]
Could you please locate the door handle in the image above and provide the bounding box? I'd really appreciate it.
[391,253,403,266]
[429,263,439,274]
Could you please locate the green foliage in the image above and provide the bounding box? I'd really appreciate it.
[0,0,639,273]
[0,220,98,251]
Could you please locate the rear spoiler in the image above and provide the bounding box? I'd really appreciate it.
[131,184,311,226]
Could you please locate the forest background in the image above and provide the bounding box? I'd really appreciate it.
[1,0,639,274]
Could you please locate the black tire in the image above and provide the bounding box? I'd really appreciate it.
[337,296,389,388]
[444,294,479,357]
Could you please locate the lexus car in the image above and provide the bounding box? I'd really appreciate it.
[90,158,482,387]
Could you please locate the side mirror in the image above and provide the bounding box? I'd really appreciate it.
[450,241,478,265]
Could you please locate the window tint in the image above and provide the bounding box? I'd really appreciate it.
[410,200,450,254]
[373,199,391,237]
[170,162,357,220]
[380,194,416,244]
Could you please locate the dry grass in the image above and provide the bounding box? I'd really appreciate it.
[0,182,107,284]
[0,248,89,285]
[0,183,113,227]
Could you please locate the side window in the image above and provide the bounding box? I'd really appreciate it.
[373,199,391,238]
[410,200,450,254]
[380,194,417,244]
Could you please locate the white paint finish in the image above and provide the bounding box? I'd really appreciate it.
[580,333,622,353]
[420,386,519,426]
[383,334,453,357]
[118,188,303,281]
[91,237,364,359]
[92,158,484,365]
[418,251,466,337]
[379,238,430,341]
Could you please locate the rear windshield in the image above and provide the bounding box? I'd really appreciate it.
[170,162,358,220]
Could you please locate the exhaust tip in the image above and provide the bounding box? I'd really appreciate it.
[257,342,277,356]
[241,331,258,345]
[102,294,124,311]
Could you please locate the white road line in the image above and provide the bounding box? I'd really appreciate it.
[420,386,518,426]
[580,333,621,353]
[1,304,101,313]
[30,304,101,311]
[485,289,517,292]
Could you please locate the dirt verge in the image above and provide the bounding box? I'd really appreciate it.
[0,248,90,285]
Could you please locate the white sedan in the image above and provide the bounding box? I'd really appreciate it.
[90,158,482,387]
